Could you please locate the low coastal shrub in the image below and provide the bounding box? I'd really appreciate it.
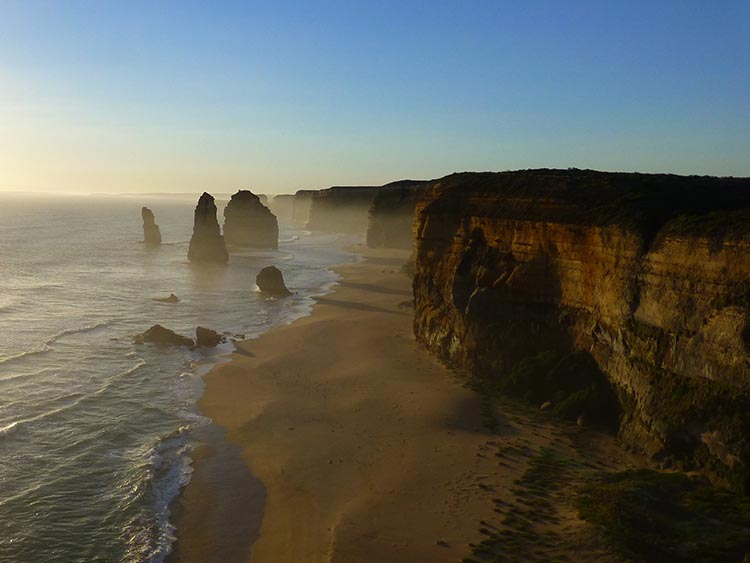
[492,350,621,430]
[576,469,750,562]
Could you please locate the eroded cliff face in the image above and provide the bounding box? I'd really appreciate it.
[366,180,426,249]
[269,194,295,223]
[413,170,750,490]
[292,190,316,224]
[307,186,381,234]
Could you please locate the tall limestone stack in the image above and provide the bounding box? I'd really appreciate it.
[187,192,228,264]
[223,190,279,249]
[141,207,161,244]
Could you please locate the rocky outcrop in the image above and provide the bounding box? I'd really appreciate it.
[412,169,750,491]
[223,190,279,248]
[134,324,194,348]
[307,186,381,234]
[188,192,229,264]
[152,293,179,303]
[196,326,225,347]
[141,207,162,244]
[293,190,316,224]
[366,180,426,248]
[269,194,295,223]
[256,266,292,296]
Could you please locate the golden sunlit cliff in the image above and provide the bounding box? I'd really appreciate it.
[412,170,750,491]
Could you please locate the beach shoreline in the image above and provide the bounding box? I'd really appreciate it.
[170,245,643,563]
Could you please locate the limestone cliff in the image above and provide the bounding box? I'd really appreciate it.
[269,194,295,223]
[141,206,162,244]
[187,192,228,264]
[307,186,381,234]
[292,190,316,224]
[223,190,278,248]
[366,180,426,249]
[413,170,750,491]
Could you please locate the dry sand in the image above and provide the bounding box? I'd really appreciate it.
[172,246,643,563]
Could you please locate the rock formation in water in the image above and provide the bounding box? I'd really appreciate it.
[223,190,279,248]
[256,265,292,296]
[134,324,194,348]
[412,169,750,491]
[187,192,229,264]
[152,293,179,303]
[307,186,381,234]
[366,180,426,249]
[141,207,162,244]
[196,326,225,347]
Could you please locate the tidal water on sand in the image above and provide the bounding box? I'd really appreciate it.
[0,193,357,562]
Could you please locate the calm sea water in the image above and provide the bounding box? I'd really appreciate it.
[0,193,357,563]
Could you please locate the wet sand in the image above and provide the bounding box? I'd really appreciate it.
[172,246,643,563]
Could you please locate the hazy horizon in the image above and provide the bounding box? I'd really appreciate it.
[2,1,748,194]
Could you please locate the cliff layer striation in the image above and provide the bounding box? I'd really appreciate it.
[413,170,750,491]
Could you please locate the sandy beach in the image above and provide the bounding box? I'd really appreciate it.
[171,246,643,563]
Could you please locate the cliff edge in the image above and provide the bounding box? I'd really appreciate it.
[413,169,750,491]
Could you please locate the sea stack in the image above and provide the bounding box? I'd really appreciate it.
[256,266,291,296]
[141,207,161,244]
[187,192,229,264]
[223,190,279,248]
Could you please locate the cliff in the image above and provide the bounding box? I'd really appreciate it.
[141,206,161,244]
[293,190,316,224]
[412,170,750,491]
[307,186,381,234]
[223,190,278,248]
[366,180,426,249]
[269,194,295,223]
[187,192,228,264]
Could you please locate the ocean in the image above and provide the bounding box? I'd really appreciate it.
[0,193,357,562]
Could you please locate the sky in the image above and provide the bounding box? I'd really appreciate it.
[0,1,748,194]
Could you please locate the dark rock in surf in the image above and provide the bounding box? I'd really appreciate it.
[152,293,180,304]
[256,266,292,296]
[142,207,162,245]
[196,326,225,348]
[223,190,279,248]
[188,192,229,264]
[134,324,194,348]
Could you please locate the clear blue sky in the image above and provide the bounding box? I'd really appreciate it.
[1,0,748,193]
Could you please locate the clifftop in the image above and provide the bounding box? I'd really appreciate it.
[421,169,750,239]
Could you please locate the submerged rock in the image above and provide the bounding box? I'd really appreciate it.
[196,326,225,347]
[187,192,228,264]
[152,293,179,304]
[134,324,194,348]
[223,190,279,248]
[256,266,291,296]
[141,207,162,244]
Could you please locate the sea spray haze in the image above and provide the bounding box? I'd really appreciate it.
[0,193,357,562]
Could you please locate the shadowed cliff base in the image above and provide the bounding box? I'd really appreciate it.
[412,169,750,493]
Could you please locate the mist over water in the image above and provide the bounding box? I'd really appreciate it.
[0,193,357,562]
